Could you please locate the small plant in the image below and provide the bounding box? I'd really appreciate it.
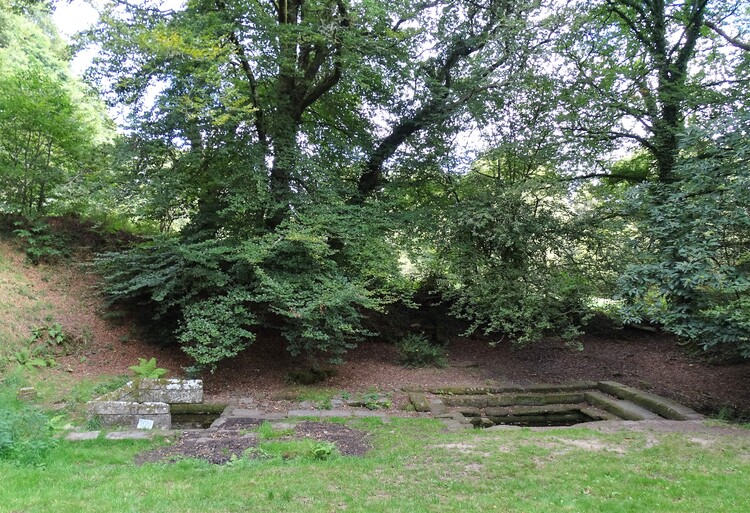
[359,389,391,410]
[312,441,338,460]
[27,323,77,357]
[14,348,55,370]
[84,415,103,431]
[129,357,168,379]
[46,323,67,345]
[256,438,339,462]
[396,332,448,368]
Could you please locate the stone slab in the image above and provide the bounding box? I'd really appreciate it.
[441,419,473,432]
[486,413,587,425]
[137,379,203,404]
[521,381,598,393]
[351,411,390,421]
[442,392,585,408]
[429,399,448,416]
[584,391,661,421]
[408,392,431,412]
[66,431,100,441]
[225,408,265,418]
[597,381,703,420]
[579,405,621,421]
[429,385,525,395]
[135,402,170,415]
[105,431,154,440]
[287,409,352,418]
[89,401,138,416]
[484,404,585,417]
[135,414,172,430]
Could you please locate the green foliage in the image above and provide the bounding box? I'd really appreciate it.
[11,220,68,264]
[95,211,395,368]
[0,377,57,464]
[256,421,294,440]
[128,358,167,379]
[396,333,447,368]
[424,164,594,346]
[12,347,55,370]
[68,376,130,405]
[251,438,340,463]
[357,389,391,410]
[0,5,112,217]
[311,441,338,461]
[7,321,76,371]
[618,114,750,357]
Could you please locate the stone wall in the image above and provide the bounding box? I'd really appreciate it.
[88,379,204,429]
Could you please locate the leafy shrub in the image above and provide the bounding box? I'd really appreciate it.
[94,205,403,369]
[12,220,69,265]
[423,169,593,346]
[396,333,447,368]
[311,441,338,461]
[618,115,750,358]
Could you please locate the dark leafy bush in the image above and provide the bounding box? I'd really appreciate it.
[94,206,405,370]
[396,333,448,368]
[423,169,593,346]
[618,114,750,357]
[12,219,69,264]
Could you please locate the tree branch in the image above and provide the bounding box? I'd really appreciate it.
[705,20,750,51]
[215,0,268,146]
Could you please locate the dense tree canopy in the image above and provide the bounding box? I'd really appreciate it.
[0,0,111,216]
[2,0,748,368]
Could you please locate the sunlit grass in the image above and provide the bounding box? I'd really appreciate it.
[1,418,748,513]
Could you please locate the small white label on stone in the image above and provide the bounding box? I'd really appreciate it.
[137,419,154,430]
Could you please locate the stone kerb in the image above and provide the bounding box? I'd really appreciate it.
[87,379,204,430]
[136,379,203,404]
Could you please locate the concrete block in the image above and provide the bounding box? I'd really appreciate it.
[135,402,170,415]
[136,414,171,429]
[89,401,137,415]
[98,414,139,427]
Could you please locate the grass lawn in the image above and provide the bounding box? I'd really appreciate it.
[1,417,748,513]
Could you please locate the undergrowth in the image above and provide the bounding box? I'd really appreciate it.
[0,374,58,465]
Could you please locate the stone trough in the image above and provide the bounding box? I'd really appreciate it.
[405,381,703,428]
[87,379,206,429]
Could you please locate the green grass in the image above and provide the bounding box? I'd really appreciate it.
[1,418,748,512]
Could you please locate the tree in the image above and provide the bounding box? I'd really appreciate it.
[85,0,567,367]
[0,1,110,216]
[559,0,750,182]
[618,112,750,356]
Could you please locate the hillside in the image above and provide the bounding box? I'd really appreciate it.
[1,237,749,419]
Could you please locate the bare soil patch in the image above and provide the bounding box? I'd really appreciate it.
[136,421,371,465]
